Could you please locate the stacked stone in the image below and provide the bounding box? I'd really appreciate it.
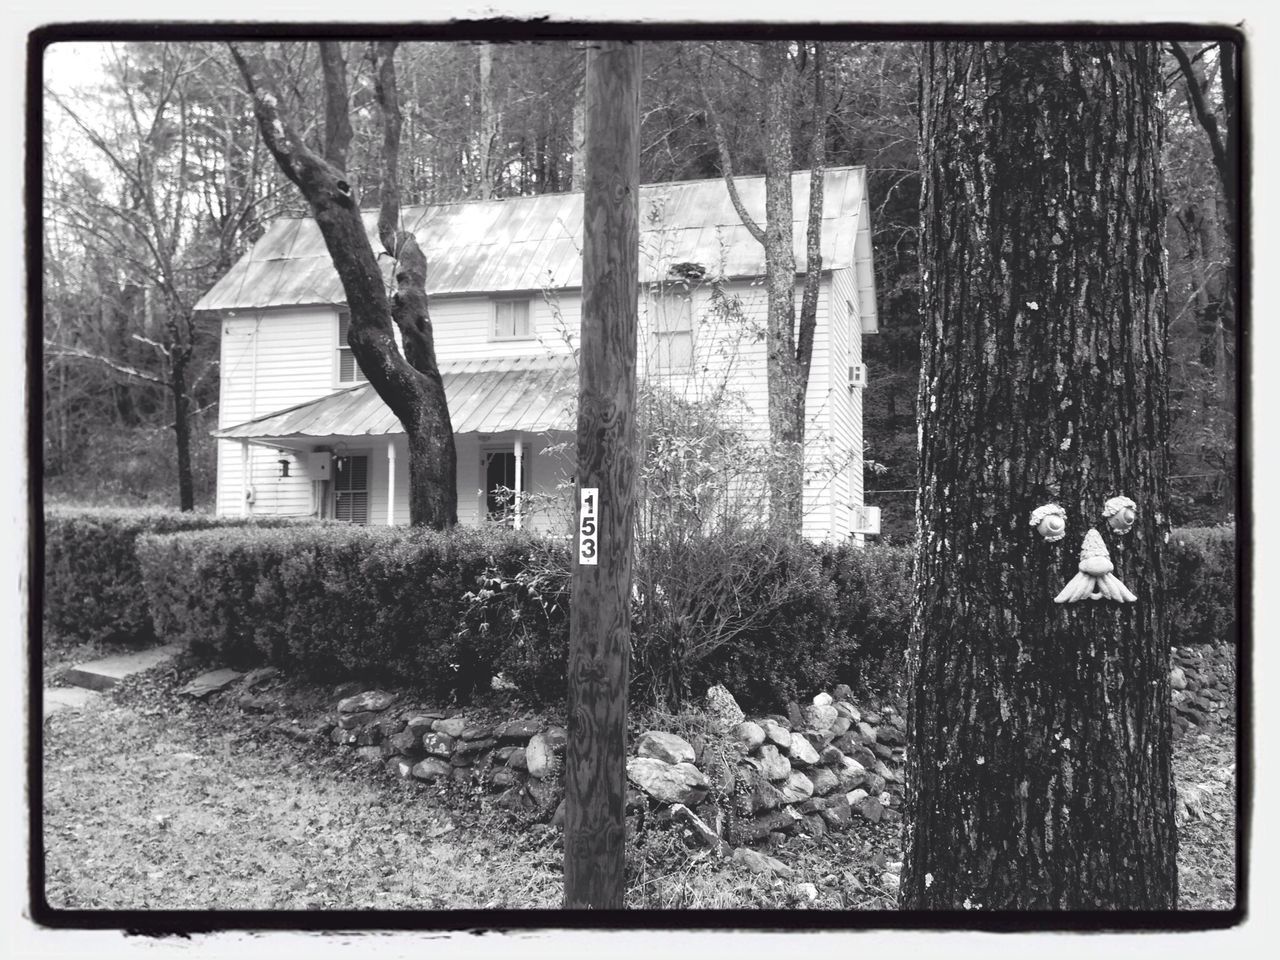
[625,685,907,850]
[324,688,566,813]
[1169,643,1236,739]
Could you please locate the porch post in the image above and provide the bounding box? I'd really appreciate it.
[386,440,397,526]
[513,437,524,530]
[240,440,250,517]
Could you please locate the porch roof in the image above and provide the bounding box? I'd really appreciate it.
[213,356,576,441]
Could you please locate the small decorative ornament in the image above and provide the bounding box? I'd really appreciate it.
[1054,528,1138,604]
[1103,495,1137,534]
[1030,503,1067,542]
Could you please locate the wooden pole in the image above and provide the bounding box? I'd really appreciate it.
[563,40,641,910]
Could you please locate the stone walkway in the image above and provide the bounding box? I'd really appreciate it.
[43,643,183,720]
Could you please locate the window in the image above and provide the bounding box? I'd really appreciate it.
[649,289,693,372]
[492,299,533,339]
[483,449,526,522]
[337,310,367,384]
[333,454,369,524]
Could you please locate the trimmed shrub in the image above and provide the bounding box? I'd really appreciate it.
[1167,525,1237,647]
[42,507,300,646]
[820,540,914,696]
[137,523,561,702]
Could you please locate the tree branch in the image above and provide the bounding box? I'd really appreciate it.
[700,74,765,246]
[1168,42,1228,183]
[45,343,167,387]
[796,41,826,383]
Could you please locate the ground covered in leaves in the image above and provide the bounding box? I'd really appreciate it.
[40,648,1233,911]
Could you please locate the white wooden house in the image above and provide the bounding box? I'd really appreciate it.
[195,167,879,542]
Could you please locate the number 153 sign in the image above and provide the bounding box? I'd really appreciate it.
[578,487,599,565]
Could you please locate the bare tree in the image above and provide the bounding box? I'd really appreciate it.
[702,41,827,536]
[230,41,457,528]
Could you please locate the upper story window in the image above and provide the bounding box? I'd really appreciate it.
[337,309,368,385]
[648,289,694,372]
[492,298,533,340]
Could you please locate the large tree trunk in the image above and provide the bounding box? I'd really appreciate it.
[902,41,1177,910]
[231,42,457,528]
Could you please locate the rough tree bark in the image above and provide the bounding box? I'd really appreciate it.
[563,40,641,910]
[704,42,826,536]
[902,41,1177,910]
[230,41,457,528]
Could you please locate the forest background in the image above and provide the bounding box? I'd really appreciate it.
[39,37,1237,536]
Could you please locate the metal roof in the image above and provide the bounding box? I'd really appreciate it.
[214,356,577,440]
[194,167,872,312]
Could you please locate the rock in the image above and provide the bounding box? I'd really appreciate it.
[806,704,839,733]
[384,730,419,757]
[820,801,853,830]
[625,787,647,814]
[795,796,827,815]
[810,767,839,796]
[454,737,496,757]
[450,751,476,767]
[490,767,519,790]
[813,691,834,708]
[740,773,787,815]
[834,701,861,723]
[854,795,884,823]
[507,747,529,771]
[671,803,731,855]
[432,717,467,738]
[873,743,895,761]
[829,716,852,737]
[241,666,280,690]
[832,684,853,702]
[779,771,815,803]
[874,759,898,783]
[786,701,806,730]
[527,776,563,809]
[733,721,766,752]
[703,753,737,795]
[636,730,696,765]
[706,684,745,731]
[496,786,537,813]
[460,724,494,741]
[411,757,452,782]
[330,727,358,746]
[332,680,363,700]
[179,669,244,699]
[238,694,274,713]
[421,732,456,758]
[376,716,407,738]
[388,757,415,779]
[1169,666,1187,690]
[820,745,845,765]
[337,689,398,714]
[800,815,827,838]
[760,719,792,749]
[527,726,568,779]
[338,710,380,731]
[890,714,906,732]
[405,715,438,738]
[758,745,792,782]
[876,724,906,747]
[863,773,887,796]
[856,721,878,743]
[788,732,821,767]
[355,746,383,762]
[731,847,794,877]
[492,745,517,764]
[451,765,472,784]
[863,710,881,725]
[496,720,542,742]
[356,725,383,746]
[627,758,709,806]
[879,791,893,807]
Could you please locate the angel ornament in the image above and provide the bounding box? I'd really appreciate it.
[1054,528,1137,604]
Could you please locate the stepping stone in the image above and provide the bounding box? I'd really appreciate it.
[60,643,183,692]
[179,668,245,699]
[43,687,101,721]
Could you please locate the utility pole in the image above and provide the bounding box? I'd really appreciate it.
[563,40,641,910]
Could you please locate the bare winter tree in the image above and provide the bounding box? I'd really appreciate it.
[703,41,826,536]
[902,41,1177,909]
[230,41,457,528]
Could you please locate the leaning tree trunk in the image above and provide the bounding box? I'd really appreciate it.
[902,41,1177,910]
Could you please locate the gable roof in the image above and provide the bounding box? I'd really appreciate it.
[194,166,876,320]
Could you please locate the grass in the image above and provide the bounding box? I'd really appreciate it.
[40,652,1235,912]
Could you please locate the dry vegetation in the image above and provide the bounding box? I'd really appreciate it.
[40,651,1234,913]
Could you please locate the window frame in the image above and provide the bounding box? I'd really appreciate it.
[480,444,530,525]
[332,451,371,525]
[647,285,695,373]
[336,308,368,386]
[490,297,535,342]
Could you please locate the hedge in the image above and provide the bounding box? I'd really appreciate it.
[128,519,1235,711]
[43,507,303,646]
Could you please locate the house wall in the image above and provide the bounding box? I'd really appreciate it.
[214,276,863,541]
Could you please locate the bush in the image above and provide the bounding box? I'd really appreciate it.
[42,507,299,646]
[1167,525,1237,647]
[820,540,914,696]
[137,523,561,702]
